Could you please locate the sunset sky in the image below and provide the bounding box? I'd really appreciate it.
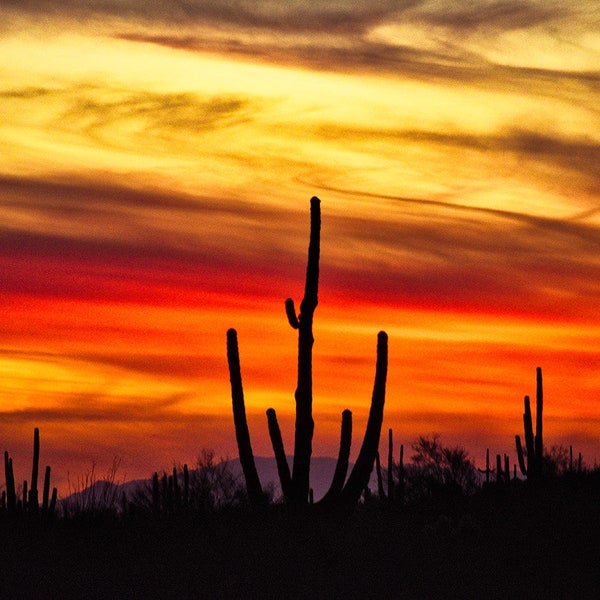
[1,1,599,494]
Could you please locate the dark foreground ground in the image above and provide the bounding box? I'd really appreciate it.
[1,479,599,599]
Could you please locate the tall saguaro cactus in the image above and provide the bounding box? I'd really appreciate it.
[515,367,544,479]
[227,197,389,509]
[285,196,320,505]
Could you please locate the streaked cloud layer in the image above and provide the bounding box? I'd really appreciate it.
[1,1,599,491]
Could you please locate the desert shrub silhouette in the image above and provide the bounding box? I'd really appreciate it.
[401,434,479,502]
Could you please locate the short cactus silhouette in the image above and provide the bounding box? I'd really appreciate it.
[227,197,388,509]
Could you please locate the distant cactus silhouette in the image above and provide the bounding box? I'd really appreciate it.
[495,454,502,484]
[29,427,40,512]
[478,448,495,484]
[515,367,544,479]
[375,451,385,499]
[4,451,16,513]
[397,442,405,503]
[227,197,388,509]
[3,428,56,518]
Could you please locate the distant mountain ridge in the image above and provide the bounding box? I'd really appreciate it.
[61,456,373,508]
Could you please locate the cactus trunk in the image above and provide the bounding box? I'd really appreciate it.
[29,427,40,512]
[534,366,543,468]
[523,395,536,478]
[516,435,527,477]
[289,196,320,505]
[4,451,16,514]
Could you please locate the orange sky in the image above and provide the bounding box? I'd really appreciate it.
[1,1,599,494]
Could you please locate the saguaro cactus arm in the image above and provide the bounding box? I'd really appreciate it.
[227,328,264,506]
[285,299,299,329]
[534,366,543,472]
[523,395,536,478]
[515,435,527,477]
[290,196,320,505]
[318,409,352,506]
[266,408,292,503]
[29,427,40,512]
[339,331,388,506]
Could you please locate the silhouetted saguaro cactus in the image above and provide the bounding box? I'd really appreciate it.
[227,198,388,510]
[42,466,51,514]
[478,448,494,484]
[4,451,16,514]
[495,454,502,484]
[515,367,544,479]
[28,427,40,512]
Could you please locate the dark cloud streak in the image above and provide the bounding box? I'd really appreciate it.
[1,172,598,320]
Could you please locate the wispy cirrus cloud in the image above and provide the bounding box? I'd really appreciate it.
[0,175,311,304]
[4,1,598,89]
[1,171,598,321]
